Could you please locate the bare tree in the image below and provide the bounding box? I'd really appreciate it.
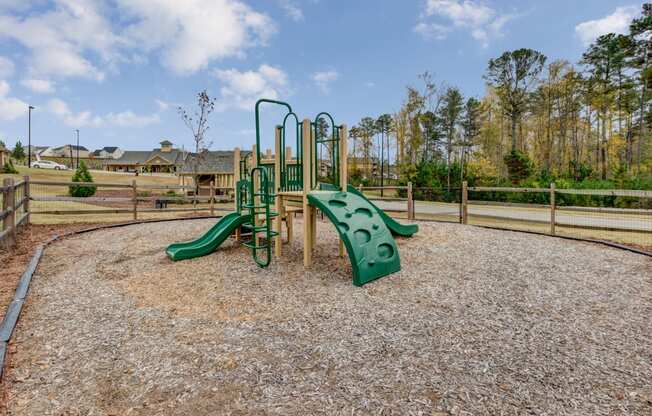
[178,90,216,191]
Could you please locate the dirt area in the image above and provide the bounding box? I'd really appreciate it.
[2,219,651,415]
[0,223,110,322]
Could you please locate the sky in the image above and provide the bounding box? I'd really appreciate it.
[0,0,644,153]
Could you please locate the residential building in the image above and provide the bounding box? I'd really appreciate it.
[104,140,187,173]
[41,144,90,159]
[0,145,10,166]
[178,150,250,195]
[91,146,123,159]
[27,145,49,160]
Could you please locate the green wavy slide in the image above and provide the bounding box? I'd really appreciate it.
[307,190,401,286]
[166,212,251,261]
[346,184,418,237]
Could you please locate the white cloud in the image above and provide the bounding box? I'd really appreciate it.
[104,111,160,127]
[48,98,102,127]
[0,0,276,80]
[118,0,277,74]
[48,98,160,128]
[214,64,289,110]
[414,22,450,40]
[0,80,27,121]
[575,6,639,46]
[365,81,375,88]
[312,70,339,94]
[21,78,55,94]
[279,0,304,21]
[155,99,171,111]
[0,0,118,81]
[415,0,515,47]
[0,56,14,78]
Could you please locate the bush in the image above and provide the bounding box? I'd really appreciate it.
[503,149,533,184]
[69,161,97,197]
[1,159,18,174]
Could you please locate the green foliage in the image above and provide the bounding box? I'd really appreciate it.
[12,140,25,161]
[1,159,18,174]
[503,149,533,184]
[484,48,547,150]
[68,161,97,197]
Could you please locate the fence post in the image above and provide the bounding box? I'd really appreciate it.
[23,175,30,224]
[10,178,16,243]
[2,178,15,248]
[550,182,556,235]
[209,181,215,216]
[132,179,138,220]
[462,181,468,225]
[407,181,414,220]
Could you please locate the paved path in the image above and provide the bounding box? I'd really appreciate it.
[373,200,652,232]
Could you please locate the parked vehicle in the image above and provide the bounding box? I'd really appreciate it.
[30,160,68,170]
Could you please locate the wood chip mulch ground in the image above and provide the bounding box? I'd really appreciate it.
[0,223,110,322]
[1,219,651,415]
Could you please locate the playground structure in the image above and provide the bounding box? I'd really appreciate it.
[167,99,418,286]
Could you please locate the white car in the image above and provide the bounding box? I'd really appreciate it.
[30,160,69,170]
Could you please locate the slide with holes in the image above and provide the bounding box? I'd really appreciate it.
[346,184,419,237]
[307,190,401,286]
[166,211,251,261]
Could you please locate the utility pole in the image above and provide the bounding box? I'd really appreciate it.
[28,105,35,167]
[75,129,80,168]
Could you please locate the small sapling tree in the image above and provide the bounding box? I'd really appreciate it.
[69,161,97,197]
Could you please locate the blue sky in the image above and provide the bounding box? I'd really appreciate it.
[0,0,642,153]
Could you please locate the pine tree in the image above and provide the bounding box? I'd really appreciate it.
[12,140,25,161]
[69,161,97,197]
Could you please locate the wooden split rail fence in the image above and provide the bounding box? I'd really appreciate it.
[360,182,651,237]
[1,177,30,249]
[2,177,650,249]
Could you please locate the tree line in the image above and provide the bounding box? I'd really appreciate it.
[346,4,652,192]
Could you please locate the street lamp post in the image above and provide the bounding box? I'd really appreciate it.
[75,129,80,168]
[28,105,35,167]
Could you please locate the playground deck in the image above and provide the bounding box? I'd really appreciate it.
[3,219,650,415]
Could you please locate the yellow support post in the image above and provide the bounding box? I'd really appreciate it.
[302,119,312,267]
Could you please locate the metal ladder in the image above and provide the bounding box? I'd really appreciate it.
[242,166,278,267]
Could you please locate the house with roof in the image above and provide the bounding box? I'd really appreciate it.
[0,144,11,166]
[91,146,123,159]
[104,140,187,173]
[178,149,250,196]
[27,145,50,160]
[41,144,90,159]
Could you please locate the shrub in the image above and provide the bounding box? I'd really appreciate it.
[503,149,533,184]
[68,161,97,197]
[1,159,18,174]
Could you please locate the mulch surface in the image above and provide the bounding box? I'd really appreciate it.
[0,223,109,322]
[1,219,650,415]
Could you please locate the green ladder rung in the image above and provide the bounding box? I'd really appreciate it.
[242,240,278,250]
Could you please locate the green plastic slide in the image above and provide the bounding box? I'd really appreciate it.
[346,184,418,237]
[166,212,251,261]
[307,190,401,286]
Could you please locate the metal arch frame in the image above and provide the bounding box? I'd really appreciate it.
[312,111,342,189]
[255,99,293,165]
[280,112,303,191]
